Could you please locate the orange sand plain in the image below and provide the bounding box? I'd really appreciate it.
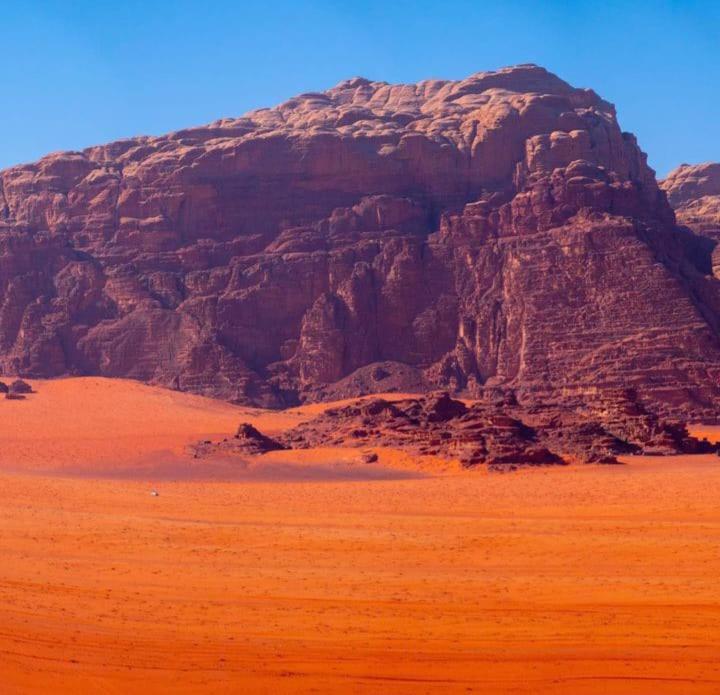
[1,378,719,693]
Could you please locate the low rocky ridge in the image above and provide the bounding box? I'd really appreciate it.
[190,392,717,469]
[1,65,720,419]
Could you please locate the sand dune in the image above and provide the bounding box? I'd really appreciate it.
[1,377,252,474]
[0,377,425,478]
[1,378,719,693]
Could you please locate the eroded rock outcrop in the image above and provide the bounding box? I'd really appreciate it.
[662,163,720,241]
[194,391,717,468]
[0,65,719,416]
[662,163,720,281]
[9,379,33,394]
[189,422,286,458]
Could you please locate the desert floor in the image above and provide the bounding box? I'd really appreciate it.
[1,378,719,694]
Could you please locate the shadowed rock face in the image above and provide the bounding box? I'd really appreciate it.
[1,64,720,415]
[662,163,720,281]
[662,163,720,240]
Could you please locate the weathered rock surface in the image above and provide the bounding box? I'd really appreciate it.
[1,65,719,416]
[662,163,720,240]
[194,391,717,468]
[189,422,285,458]
[662,163,720,281]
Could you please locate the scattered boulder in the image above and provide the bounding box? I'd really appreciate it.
[424,393,468,422]
[234,423,286,454]
[9,379,32,394]
[190,423,286,458]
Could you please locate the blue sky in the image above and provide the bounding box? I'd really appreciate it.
[2,1,718,176]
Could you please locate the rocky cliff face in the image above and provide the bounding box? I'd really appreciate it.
[662,163,720,240]
[1,65,719,414]
[662,163,720,280]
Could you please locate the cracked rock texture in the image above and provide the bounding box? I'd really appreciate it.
[663,163,720,241]
[662,163,720,281]
[193,391,718,468]
[1,64,719,415]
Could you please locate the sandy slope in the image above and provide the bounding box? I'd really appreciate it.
[0,377,427,477]
[1,378,720,693]
[0,377,290,474]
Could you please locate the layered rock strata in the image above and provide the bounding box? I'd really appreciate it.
[193,392,717,469]
[662,163,720,281]
[662,163,720,241]
[1,65,719,416]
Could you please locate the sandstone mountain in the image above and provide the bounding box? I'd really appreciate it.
[1,65,719,415]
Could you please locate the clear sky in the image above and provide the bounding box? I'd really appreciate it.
[2,1,718,177]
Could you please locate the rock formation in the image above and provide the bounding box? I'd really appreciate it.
[662,163,720,241]
[190,422,285,458]
[662,163,720,280]
[193,392,717,469]
[9,379,33,394]
[1,65,719,416]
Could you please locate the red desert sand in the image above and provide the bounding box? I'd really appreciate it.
[1,378,719,693]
